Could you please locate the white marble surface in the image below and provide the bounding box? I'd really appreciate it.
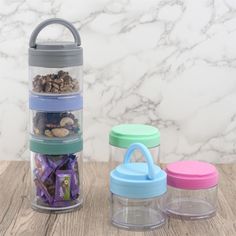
[0,0,236,162]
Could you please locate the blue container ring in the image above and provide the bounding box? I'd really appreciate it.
[29,93,83,112]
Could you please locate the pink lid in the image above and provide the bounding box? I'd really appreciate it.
[166,161,219,190]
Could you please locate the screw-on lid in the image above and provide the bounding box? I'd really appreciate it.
[109,124,160,148]
[30,137,83,155]
[166,161,219,190]
[29,18,83,68]
[110,143,166,199]
[29,93,83,112]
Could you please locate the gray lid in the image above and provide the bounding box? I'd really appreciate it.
[29,18,83,68]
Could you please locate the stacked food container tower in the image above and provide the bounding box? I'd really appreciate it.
[29,18,83,213]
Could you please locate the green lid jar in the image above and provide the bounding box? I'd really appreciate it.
[109,124,160,169]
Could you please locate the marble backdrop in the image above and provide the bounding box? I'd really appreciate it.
[0,0,236,162]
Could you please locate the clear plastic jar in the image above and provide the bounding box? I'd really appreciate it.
[165,161,219,220]
[111,194,166,230]
[165,185,217,219]
[110,143,166,230]
[29,93,83,140]
[30,110,82,139]
[109,124,160,170]
[29,19,84,214]
[30,138,83,213]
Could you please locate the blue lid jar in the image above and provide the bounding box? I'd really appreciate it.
[110,143,166,198]
[110,143,167,230]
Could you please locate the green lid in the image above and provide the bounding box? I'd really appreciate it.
[30,138,83,155]
[109,124,160,148]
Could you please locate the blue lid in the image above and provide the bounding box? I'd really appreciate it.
[110,143,167,199]
[29,93,83,112]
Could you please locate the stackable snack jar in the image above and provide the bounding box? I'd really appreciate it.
[110,143,167,230]
[165,161,219,220]
[29,18,84,214]
[29,94,83,139]
[28,18,83,96]
[30,138,83,213]
[109,124,160,170]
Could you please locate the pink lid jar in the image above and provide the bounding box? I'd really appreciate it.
[165,161,219,220]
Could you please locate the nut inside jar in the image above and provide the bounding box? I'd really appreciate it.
[32,112,81,138]
[32,70,79,94]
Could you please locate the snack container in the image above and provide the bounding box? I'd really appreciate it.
[30,138,83,213]
[109,124,160,170]
[29,94,83,139]
[29,18,83,96]
[110,143,166,230]
[165,161,219,220]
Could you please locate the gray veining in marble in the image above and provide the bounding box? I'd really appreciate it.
[0,0,236,162]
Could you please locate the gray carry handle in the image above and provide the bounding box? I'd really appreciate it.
[29,18,81,48]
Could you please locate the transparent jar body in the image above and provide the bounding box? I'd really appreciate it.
[30,110,82,140]
[165,185,217,220]
[30,151,83,213]
[29,66,83,96]
[109,145,160,170]
[111,193,166,230]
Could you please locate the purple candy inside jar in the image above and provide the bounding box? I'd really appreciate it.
[33,153,80,208]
